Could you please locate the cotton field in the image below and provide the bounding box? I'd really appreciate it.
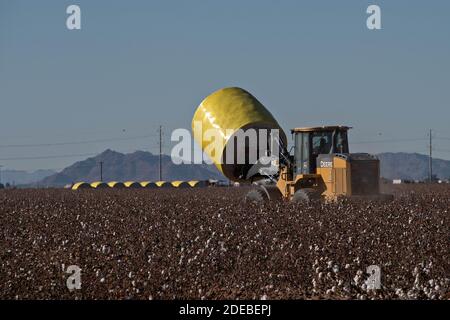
[0,185,448,299]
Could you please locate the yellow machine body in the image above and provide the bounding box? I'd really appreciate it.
[277,152,384,201]
[316,156,351,199]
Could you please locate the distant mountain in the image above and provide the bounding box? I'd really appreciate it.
[26,151,450,187]
[39,149,225,187]
[378,152,450,181]
[1,169,55,185]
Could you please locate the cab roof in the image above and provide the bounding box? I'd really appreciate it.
[291,125,352,133]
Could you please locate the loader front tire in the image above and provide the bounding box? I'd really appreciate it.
[245,185,282,203]
[292,188,321,204]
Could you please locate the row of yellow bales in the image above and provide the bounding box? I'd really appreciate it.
[71,180,209,190]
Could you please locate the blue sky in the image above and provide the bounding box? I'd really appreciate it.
[1,0,449,170]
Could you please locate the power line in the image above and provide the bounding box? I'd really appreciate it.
[0,133,157,148]
[0,145,165,164]
[0,152,98,161]
[159,125,163,181]
[429,129,433,182]
[38,148,162,172]
[99,161,103,182]
[351,137,427,144]
[434,148,450,153]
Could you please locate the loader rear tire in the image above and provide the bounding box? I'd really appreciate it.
[292,188,321,204]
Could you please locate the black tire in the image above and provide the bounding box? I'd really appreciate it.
[245,188,267,203]
[264,185,282,201]
[245,185,282,203]
[292,188,321,204]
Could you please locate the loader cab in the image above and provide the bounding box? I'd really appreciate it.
[291,126,350,175]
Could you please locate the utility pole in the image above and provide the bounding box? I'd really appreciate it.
[99,161,103,182]
[429,129,433,183]
[159,125,162,181]
[0,165,3,186]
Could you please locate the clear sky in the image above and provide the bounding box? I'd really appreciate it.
[1,0,449,171]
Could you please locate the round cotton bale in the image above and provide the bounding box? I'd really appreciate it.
[140,181,158,188]
[124,181,142,188]
[171,181,190,188]
[107,181,125,188]
[155,181,171,188]
[90,181,109,189]
[192,87,286,182]
[188,180,208,188]
[72,182,92,190]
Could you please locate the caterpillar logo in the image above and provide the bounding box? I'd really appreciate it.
[320,160,333,168]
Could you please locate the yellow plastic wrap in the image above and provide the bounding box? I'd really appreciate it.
[124,181,142,188]
[155,181,170,188]
[171,181,190,188]
[187,180,199,187]
[140,181,157,188]
[90,181,109,189]
[188,180,208,187]
[107,181,125,188]
[192,87,285,181]
[72,182,91,190]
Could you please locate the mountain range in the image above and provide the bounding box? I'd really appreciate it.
[377,152,450,181]
[1,169,56,186]
[3,151,450,187]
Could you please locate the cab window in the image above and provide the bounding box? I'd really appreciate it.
[312,131,333,155]
[335,130,349,153]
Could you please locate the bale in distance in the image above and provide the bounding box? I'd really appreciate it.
[124,181,142,188]
[90,181,109,189]
[171,181,190,188]
[72,182,92,190]
[155,181,171,188]
[140,181,158,188]
[107,181,125,188]
[188,180,208,188]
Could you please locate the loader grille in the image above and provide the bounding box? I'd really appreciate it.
[350,157,380,195]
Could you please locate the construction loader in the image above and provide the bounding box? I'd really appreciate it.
[192,87,392,202]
